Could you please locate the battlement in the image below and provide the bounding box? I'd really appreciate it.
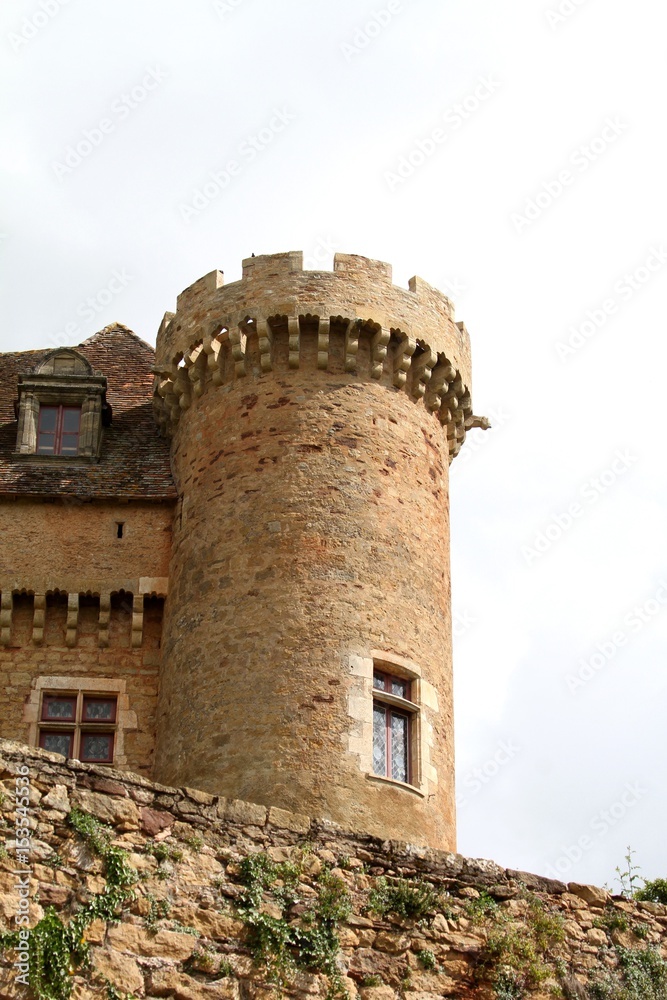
[154,253,480,460]
[174,252,453,316]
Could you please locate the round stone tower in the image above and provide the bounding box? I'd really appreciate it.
[152,252,484,851]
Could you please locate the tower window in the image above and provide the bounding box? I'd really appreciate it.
[36,405,81,456]
[116,522,125,539]
[372,671,415,784]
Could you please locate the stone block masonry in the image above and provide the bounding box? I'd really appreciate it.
[0,499,172,777]
[0,740,664,1000]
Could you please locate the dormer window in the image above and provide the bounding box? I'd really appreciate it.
[14,349,108,461]
[37,406,81,456]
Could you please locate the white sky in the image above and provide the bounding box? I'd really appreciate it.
[1,0,666,889]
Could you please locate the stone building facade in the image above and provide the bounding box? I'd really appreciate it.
[0,252,486,853]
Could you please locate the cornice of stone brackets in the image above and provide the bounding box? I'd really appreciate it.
[153,312,480,462]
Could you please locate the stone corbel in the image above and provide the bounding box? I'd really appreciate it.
[288,317,300,369]
[392,332,417,389]
[65,593,79,648]
[230,325,247,378]
[256,319,273,373]
[131,594,144,649]
[410,346,437,400]
[98,594,111,648]
[32,594,45,645]
[317,318,330,371]
[370,327,390,379]
[0,593,11,646]
[344,320,360,373]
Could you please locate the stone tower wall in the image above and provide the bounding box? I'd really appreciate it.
[152,253,479,852]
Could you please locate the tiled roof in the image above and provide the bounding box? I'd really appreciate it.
[0,325,176,500]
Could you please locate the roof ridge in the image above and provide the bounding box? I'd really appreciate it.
[79,324,156,354]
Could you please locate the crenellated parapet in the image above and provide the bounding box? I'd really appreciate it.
[153,252,486,460]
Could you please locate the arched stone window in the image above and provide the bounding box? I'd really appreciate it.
[14,349,109,460]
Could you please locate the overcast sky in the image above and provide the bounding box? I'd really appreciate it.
[2,0,666,889]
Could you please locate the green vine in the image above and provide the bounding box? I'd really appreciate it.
[367,875,447,922]
[24,809,138,1000]
[235,851,351,997]
[587,945,667,998]
[473,892,565,998]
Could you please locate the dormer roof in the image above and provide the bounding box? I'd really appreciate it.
[0,324,176,500]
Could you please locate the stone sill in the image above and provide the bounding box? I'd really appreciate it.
[11,453,99,464]
[365,772,426,797]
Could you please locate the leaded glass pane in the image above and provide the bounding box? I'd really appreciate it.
[81,734,112,762]
[43,697,75,720]
[372,704,387,776]
[41,732,72,757]
[39,407,57,432]
[37,435,55,454]
[83,698,115,721]
[62,409,80,432]
[390,712,408,782]
[60,434,79,455]
[391,678,408,699]
[373,673,386,691]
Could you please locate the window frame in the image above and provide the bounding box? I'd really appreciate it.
[36,404,81,456]
[372,669,419,786]
[36,691,118,764]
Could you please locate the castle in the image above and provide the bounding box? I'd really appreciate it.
[0,252,486,852]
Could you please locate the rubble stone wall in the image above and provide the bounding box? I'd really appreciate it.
[0,741,664,1000]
